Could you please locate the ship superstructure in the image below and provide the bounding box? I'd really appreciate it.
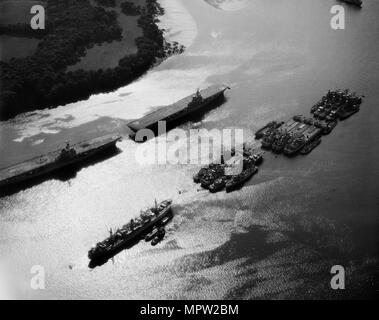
[128,85,230,139]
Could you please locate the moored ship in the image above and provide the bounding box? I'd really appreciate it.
[88,200,173,262]
[209,176,229,193]
[255,121,283,139]
[128,85,230,140]
[0,135,122,189]
[225,165,258,193]
[284,125,322,156]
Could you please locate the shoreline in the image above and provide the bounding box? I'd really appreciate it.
[0,0,197,144]
[0,0,185,121]
[158,0,197,49]
[0,0,198,146]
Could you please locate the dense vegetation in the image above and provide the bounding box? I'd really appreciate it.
[94,0,116,7]
[0,23,48,38]
[0,0,184,120]
[121,1,142,15]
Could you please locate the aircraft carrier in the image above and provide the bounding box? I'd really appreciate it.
[128,84,230,140]
[0,135,122,188]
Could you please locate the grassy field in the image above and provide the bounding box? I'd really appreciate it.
[1,0,172,119]
[68,0,146,71]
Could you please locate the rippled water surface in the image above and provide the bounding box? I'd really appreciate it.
[1,0,379,299]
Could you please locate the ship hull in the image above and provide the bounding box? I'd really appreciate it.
[300,139,322,155]
[225,168,257,193]
[0,135,121,189]
[284,143,307,157]
[339,108,360,120]
[209,180,227,193]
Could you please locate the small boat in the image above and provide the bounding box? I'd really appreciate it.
[151,228,166,246]
[339,105,360,120]
[254,121,283,139]
[200,167,224,189]
[284,136,307,156]
[293,115,305,123]
[193,167,209,183]
[193,163,223,183]
[250,152,265,166]
[209,176,229,193]
[225,166,258,193]
[145,228,159,242]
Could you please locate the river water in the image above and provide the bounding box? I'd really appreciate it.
[1,0,379,299]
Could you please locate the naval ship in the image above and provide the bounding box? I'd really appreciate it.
[128,85,230,140]
[88,200,173,262]
[0,135,122,188]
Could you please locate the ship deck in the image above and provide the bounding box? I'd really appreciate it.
[128,85,229,132]
[0,135,121,182]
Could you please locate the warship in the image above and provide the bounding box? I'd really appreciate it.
[128,85,230,140]
[261,118,306,150]
[200,167,225,189]
[0,135,122,189]
[255,121,283,139]
[247,151,264,166]
[338,103,360,120]
[261,131,279,150]
[225,165,258,193]
[284,136,307,156]
[194,149,264,193]
[88,200,173,261]
[193,163,223,183]
[272,133,293,154]
[209,176,230,193]
[313,89,363,122]
[257,89,363,157]
[284,125,323,156]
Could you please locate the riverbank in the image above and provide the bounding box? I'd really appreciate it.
[0,0,184,121]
